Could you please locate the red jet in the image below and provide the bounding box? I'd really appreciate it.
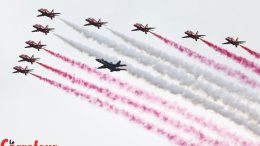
[182,30,205,41]
[32,24,54,35]
[131,23,155,34]
[84,18,107,29]
[13,66,33,75]
[37,8,60,20]
[25,40,46,51]
[18,54,39,64]
[222,37,246,47]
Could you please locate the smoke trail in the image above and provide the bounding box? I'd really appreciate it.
[30,73,194,146]
[200,39,260,75]
[58,19,260,120]
[37,62,229,146]
[240,45,260,59]
[61,20,260,109]
[108,28,260,100]
[43,49,256,145]
[150,32,260,89]
[74,26,260,121]
[53,34,260,136]
[60,21,260,123]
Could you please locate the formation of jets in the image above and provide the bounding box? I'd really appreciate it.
[32,24,54,35]
[25,40,46,51]
[222,37,246,47]
[131,23,155,34]
[96,59,127,72]
[84,18,107,29]
[14,8,251,75]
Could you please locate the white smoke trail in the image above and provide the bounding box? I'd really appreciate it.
[54,33,260,136]
[59,19,260,123]
[107,29,260,103]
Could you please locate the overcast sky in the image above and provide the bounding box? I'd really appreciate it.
[0,0,259,146]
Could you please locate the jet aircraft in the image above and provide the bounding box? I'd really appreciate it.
[182,30,205,41]
[13,66,33,75]
[37,8,60,19]
[32,24,54,35]
[222,37,246,47]
[131,23,155,34]
[96,59,127,72]
[25,40,46,51]
[18,54,39,64]
[84,18,107,29]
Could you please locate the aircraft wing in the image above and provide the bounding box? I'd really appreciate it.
[182,36,190,38]
[84,23,92,26]
[12,71,19,73]
[117,64,127,67]
[98,65,107,69]
[197,35,205,37]
[222,42,230,44]
[131,29,139,31]
[147,27,155,30]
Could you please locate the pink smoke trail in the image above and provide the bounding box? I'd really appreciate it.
[150,32,260,89]
[43,49,254,146]
[200,39,260,75]
[30,73,195,146]
[37,62,229,146]
[240,45,260,59]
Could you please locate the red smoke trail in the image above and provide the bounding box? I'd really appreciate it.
[43,49,253,146]
[240,45,260,59]
[150,32,260,89]
[37,62,228,146]
[30,73,195,146]
[200,39,260,75]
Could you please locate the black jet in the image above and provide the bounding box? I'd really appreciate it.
[96,59,127,72]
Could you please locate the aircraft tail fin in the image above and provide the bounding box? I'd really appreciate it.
[98,19,101,22]
[116,61,121,66]
[236,37,239,41]
[145,24,148,28]
[46,25,49,28]
[196,31,199,35]
[51,9,54,13]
